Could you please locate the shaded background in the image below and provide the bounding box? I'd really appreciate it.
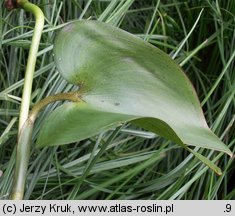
[0,0,234,199]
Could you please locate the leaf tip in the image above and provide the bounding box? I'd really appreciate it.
[225,150,233,158]
[215,168,223,176]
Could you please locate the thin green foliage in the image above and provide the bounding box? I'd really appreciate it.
[0,0,234,200]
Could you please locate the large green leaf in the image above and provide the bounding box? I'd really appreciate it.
[36,20,232,157]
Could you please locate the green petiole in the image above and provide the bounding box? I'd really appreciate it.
[16,0,45,132]
[6,0,45,200]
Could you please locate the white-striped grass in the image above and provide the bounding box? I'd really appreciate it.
[0,0,234,200]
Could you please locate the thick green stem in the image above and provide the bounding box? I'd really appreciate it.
[10,0,82,200]
[10,0,44,201]
[11,120,34,200]
[11,92,82,200]
[18,0,44,131]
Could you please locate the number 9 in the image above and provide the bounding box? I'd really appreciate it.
[225,204,231,212]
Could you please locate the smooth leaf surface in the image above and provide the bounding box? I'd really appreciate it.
[36,20,232,157]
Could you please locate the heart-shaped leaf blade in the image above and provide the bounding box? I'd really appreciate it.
[36,20,232,157]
